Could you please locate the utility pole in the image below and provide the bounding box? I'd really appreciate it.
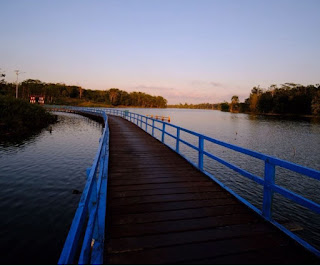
[15,70,25,99]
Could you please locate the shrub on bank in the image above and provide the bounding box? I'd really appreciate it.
[0,96,57,138]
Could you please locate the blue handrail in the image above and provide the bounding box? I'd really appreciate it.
[53,106,320,262]
[58,109,109,264]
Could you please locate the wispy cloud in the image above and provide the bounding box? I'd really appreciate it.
[125,82,241,104]
[131,85,175,93]
[190,80,226,91]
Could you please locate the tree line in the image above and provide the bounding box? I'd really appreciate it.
[244,83,320,116]
[0,79,168,108]
[169,83,320,116]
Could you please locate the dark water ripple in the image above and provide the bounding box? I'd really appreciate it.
[0,113,102,264]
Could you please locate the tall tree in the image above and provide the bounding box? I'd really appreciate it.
[230,95,239,112]
[249,86,262,113]
[109,88,120,105]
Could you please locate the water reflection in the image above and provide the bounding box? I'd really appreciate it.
[0,112,102,264]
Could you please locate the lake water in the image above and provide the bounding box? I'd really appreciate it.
[0,112,103,264]
[0,108,319,263]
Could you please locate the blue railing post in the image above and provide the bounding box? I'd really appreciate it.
[146,117,148,132]
[262,159,275,220]
[176,128,180,153]
[198,136,204,170]
[152,120,155,137]
[86,168,91,179]
[161,123,166,143]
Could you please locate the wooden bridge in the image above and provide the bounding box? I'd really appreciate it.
[54,107,320,264]
[104,115,318,264]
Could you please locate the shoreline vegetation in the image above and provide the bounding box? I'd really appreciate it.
[0,79,319,117]
[0,79,167,108]
[168,83,320,117]
[0,96,57,142]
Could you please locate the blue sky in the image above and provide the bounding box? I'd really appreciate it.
[1,0,320,104]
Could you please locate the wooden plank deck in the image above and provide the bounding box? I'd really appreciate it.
[104,115,319,264]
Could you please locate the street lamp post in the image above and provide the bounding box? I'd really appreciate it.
[15,70,25,99]
[15,70,20,99]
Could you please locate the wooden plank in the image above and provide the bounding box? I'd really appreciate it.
[109,191,232,207]
[107,222,276,253]
[106,233,292,264]
[109,198,240,214]
[108,172,206,180]
[109,213,259,238]
[109,178,212,186]
[108,181,214,192]
[109,185,222,198]
[111,204,251,225]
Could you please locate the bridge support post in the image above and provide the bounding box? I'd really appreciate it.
[262,160,275,220]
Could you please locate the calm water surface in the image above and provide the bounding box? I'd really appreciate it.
[0,109,319,263]
[0,113,103,264]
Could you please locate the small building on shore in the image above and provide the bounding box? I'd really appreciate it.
[30,95,45,104]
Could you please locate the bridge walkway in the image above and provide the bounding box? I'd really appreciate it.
[104,115,319,264]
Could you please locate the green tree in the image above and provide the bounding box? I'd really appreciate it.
[220,102,230,112]
[257,91,273,113]
[311,90,320,115]
[249,86,262,113]
[109,88,120,105]
[230,95,239,112]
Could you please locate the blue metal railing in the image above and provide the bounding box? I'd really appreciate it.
[58,109,109,264]
[54,106,320,262]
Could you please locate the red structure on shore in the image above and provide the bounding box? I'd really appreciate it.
[30,95,45,104]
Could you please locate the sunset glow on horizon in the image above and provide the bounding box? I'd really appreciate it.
[1,0,320,104]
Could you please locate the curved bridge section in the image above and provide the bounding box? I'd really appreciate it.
[53,107,320,264]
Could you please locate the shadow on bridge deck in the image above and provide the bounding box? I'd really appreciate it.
[104,115,319,264]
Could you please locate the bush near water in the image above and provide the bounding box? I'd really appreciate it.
[0,96,57,139]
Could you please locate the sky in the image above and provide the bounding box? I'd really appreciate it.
[1,0,320,104]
